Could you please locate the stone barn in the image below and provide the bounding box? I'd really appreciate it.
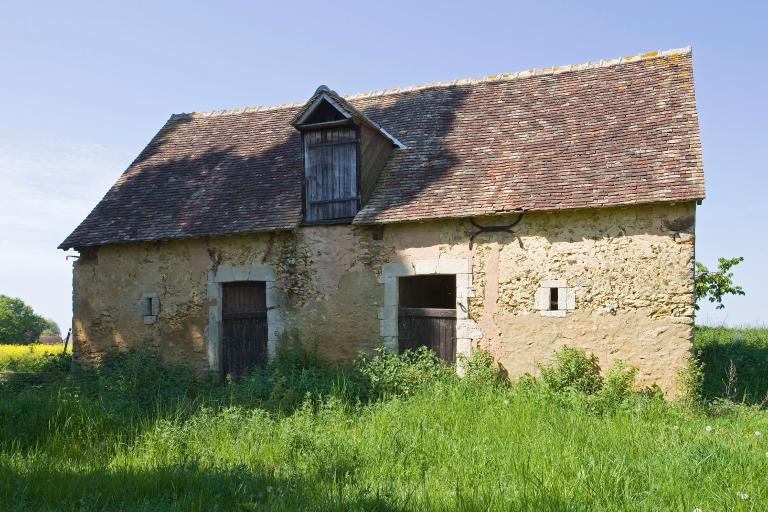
[60,47,704,393]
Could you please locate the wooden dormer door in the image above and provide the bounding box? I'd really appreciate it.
[221,281,268,377]
[303,126,359,222]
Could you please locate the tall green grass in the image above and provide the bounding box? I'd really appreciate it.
[0,333,767,511]
[695,326,768,404]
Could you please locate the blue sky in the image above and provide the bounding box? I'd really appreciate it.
[0,0,765,331]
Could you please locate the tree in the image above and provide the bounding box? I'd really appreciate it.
[694,257,745,310]
[42,318,61,337]
[0,295,49,344]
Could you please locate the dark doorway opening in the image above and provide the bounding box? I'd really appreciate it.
[398,275,457,363]
[399,274,456,309]
[221,281,268,377]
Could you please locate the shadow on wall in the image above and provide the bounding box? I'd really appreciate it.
[67,87,474,362]
[78,320,210,373]
[463,204,696,248]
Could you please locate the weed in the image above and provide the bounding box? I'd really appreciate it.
[354,346,451,400]
[459,348,504,387]
[677,355,705,405]
[538,345,603,394]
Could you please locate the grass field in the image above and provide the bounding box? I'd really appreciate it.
[0,329,767,511]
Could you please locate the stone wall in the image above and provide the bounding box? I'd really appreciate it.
[71,201,696,393]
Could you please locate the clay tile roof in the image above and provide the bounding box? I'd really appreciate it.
[60,47,704,249]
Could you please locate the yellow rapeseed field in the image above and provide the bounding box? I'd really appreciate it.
[0,343,70,363]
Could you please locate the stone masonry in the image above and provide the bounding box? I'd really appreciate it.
[71,202,696,395]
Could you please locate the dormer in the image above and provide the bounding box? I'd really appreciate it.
[292,86,403,224]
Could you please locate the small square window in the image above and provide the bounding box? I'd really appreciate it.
[536,280,574,317]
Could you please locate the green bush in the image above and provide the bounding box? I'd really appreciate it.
[592,360,639,412]
[538,346,604,395]
[536,348,646,413]
[208,338,368,413]
[677,354,705,405]
[354,346,450,400]
[79,344,204,418]
[599,360,637,401]
[256,340,365,412]
[459,348,503,386]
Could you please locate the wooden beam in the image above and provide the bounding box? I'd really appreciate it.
[302,217,355,226]
[309,196,360,205]
[305,139,357,149]
[296,119,355,131]
[398,307,458,318]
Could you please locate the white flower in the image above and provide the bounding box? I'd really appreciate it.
[705,425,712,432]
[736,492,749,500]
[755,431,761,437]
[693,508,702,512]
[503,399,510,406]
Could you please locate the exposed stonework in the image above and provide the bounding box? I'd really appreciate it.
[71,202,696,395]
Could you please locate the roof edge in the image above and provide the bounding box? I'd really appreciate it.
[59,196,704,250]
[58,223,300,251]
[352,196,704,226]
[170,46,691,121]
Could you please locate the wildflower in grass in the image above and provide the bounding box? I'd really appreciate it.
[736,492,749,500]
[705,425,712,432]
[503,399,510,406]
[755,431,761,437]
[693,508,702,512]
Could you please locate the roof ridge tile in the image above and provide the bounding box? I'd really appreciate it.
[172,47,691,120]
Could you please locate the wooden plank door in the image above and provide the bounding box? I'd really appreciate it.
[221,281,267,377]
[304,127,359,222]
[398,307,457,363]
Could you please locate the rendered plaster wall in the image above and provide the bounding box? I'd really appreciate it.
[71,228,388,369]
[71,239,210,370]
[71,202,695,393]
